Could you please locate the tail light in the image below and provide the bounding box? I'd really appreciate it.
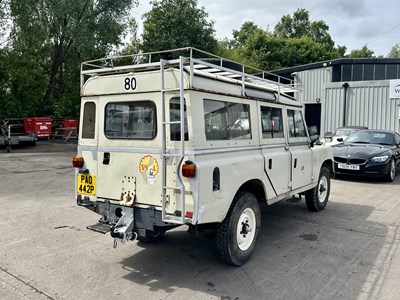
[182,160,196,178]
[72,156,84,168]
[174,210,194,218]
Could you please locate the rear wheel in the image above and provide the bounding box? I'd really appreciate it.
[305,167,330,212]
[216,192,261,266]
[137,228,165,243]
[384,159,396,182]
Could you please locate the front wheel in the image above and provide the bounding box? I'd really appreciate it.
[383,159,396,182]
[216,192,261,266]
[305,167,330,212]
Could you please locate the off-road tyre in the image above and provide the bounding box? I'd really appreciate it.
[383,159,396,182]
[305,167,330,212]
[216,192,261,266]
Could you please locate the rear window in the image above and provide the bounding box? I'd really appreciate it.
[104,101,156,139]
[82,102,96,139]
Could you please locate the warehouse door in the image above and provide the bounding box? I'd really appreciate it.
[304,103,321,135]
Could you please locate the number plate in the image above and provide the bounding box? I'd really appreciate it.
[338,163,360,170]
[77,174,96,195]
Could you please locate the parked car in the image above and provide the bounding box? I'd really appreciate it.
[333,129,400,182]
[323,126,368,146]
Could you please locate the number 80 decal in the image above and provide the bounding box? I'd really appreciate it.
[124,77,137,91]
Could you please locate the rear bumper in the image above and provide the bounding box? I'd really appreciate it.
[77,198,175,232]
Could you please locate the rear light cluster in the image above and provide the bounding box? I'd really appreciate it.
[72,156,84,168]
[182,160,196,177]
[174,210,194,218]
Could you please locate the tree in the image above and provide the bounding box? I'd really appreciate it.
[121,18,140,55]
[274,8,335,51]
[347,45,374,58]
[8,0,137,117]
[218,9,346,72]
[231,21,263,48]
[224,11,344,71]
[237,31,339,71]
[141,0,217,53]
[388,44,400,57]
[0,0,10,46]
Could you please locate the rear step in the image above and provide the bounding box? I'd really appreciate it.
[87,222,110,234]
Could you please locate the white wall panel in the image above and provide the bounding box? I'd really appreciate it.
[322,81,400,134]
[292,67,400,135]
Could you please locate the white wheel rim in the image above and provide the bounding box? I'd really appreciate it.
[318,176,328,203]
[236,207,256,251]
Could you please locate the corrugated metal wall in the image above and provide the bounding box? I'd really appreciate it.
[321,84,344,134]
[295,67,331,104]
[293,68,400,135]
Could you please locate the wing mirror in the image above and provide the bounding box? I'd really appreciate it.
[324,131,333,142]
[308,126,319,145]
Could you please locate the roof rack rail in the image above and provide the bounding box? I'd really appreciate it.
[81,47,302,96]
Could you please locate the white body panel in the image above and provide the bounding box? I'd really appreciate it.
[76,53,333,227]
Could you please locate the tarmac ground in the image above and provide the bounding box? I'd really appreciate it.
[1,140,400,300]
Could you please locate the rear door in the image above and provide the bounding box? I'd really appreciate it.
[96,95,163,207]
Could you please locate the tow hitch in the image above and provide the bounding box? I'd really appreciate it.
[110,210,136,248]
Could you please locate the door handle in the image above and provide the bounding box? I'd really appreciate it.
[294,158,297,168]
[269,159,272,169]
[103,152,110,165]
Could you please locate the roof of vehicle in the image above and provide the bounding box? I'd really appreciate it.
[356,129,395,134]
[81,47,302,105]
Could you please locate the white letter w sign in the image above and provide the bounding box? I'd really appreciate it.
[390,79,400,99]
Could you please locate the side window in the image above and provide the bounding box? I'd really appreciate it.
[260,106,284,138]
[170,97,188,141]
[104,101,156,139]
[287,109,307,138]
[204,99,251,140]
[82,102,96,139]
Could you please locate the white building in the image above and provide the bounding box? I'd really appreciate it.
[272,58,400,135]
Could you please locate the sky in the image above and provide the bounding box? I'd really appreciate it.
[131,0,400,57]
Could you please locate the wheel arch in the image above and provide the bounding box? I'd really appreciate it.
[236,179,266,206]
[322,159,334,176]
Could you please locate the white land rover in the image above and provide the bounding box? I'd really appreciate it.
[73,48,333,266]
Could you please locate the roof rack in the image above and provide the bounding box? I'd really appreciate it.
[81,47,302,96]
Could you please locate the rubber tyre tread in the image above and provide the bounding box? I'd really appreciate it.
[383,159,395,182]
[305,167,330,212]
[216,192,261,266]
[137,229,165,243]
